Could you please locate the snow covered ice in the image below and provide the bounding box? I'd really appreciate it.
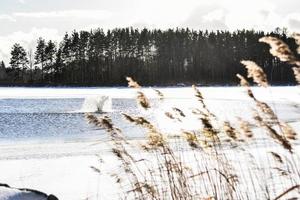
[0,86,299,199]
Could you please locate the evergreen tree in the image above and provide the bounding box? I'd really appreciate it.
[54,48,63,82]
[27,49,34,82]
[45,40,57,81]
[0,61,7,80]
[34,38,47,81]
[1,28,297,85]
[9,43,29,81]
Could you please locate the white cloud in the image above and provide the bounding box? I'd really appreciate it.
[224,8,300,32]
[0,28,61,64]
[181,0,300,32]
[183,5,228,30]
[202,9,225,22]
[0,14,16,22]
[225,10,267,30]
[14,10,113,20]
[1,0,300,65]
[286,13,300,32]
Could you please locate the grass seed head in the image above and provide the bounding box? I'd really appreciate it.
[153,89,164,100]
[172,107,186,117]
[237,118,253,138]
[292,33,300,54]
[148,131,165,147]
[241,60,268,87]
[270,152,283,164]
[292,67,300,84]
[236,74,250,87]
[165,112,175,120]
[137,91,150,109]
[281,122,297,140]
[259,36,296,63]
[223,121,238,140]
[126,77,141,88]
[183,131,199,148]
[192,85,204,101]
[122,113,155,130]
[254,112,293,153]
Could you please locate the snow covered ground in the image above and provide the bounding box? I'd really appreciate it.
[0,140,116,199]
[0,86,299,199]
[0,86,299,103]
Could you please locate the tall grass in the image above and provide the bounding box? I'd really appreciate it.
[86,35,300,199]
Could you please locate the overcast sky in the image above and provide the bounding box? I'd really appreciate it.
[1,0,300,63]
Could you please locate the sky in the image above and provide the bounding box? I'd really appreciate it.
[1,0,300,63]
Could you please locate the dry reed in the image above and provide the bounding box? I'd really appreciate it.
[240,60,268,87]
[86,34,300,200]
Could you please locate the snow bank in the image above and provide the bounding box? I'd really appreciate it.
[0,86,299,103]
[0,184,58,200]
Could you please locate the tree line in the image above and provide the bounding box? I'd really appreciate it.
[0,27,298,86]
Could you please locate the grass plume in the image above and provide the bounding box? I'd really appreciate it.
[86,34,300,200]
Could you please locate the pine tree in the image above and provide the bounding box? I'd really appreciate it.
[34,38,46,81]
[54,48,63,82]
[27,49,34,82]
[2,28,297,85]
[9,43,29,81]
[45,40,57,81]
[0,61,7,80]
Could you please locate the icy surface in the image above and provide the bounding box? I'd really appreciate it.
[0,86,299,199]
[0,86,299,141]
[0,86,299,102]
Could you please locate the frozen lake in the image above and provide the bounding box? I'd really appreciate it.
[0,86,299,199]
[0,86,299,143]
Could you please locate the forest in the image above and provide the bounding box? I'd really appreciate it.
[0,27,298,86]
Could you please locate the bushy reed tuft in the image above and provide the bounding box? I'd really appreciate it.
[87,34,300,200]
